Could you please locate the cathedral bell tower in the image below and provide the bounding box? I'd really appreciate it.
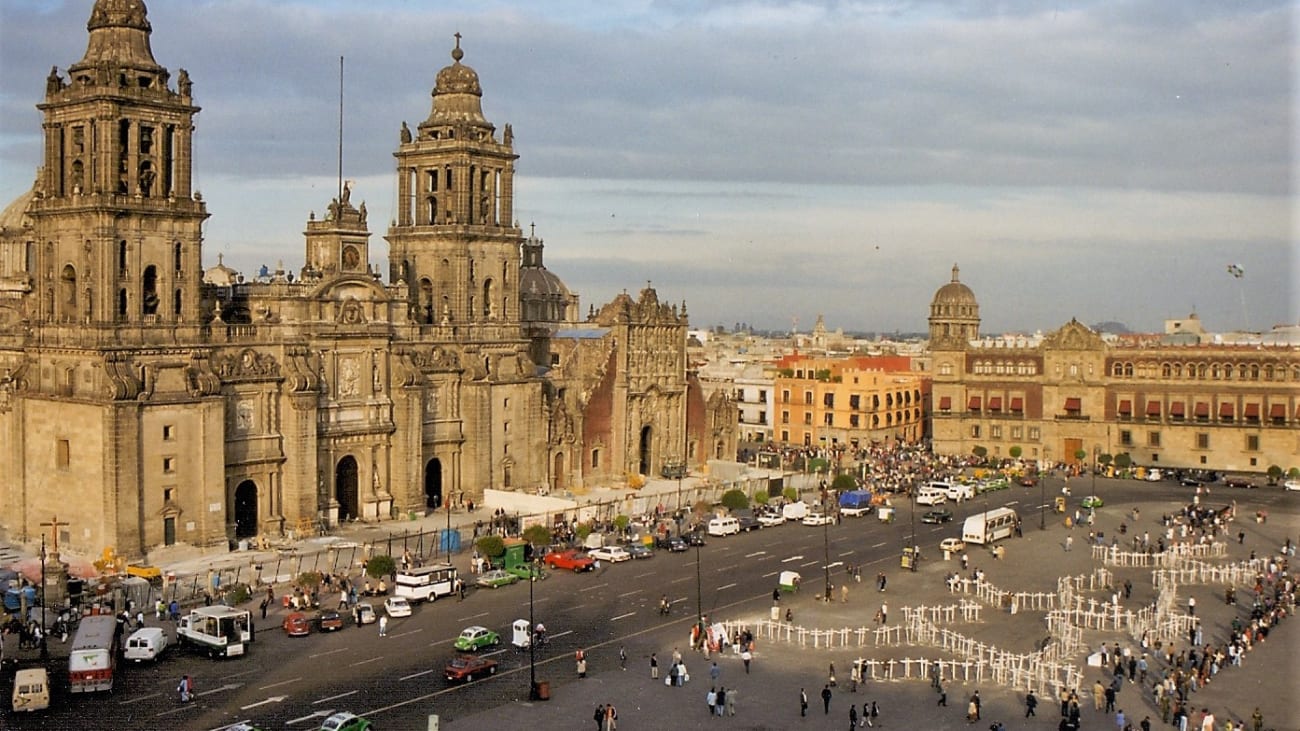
[386,35,521,328]
[28,0,207,328]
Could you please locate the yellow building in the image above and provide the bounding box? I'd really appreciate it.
[773,355,925,449]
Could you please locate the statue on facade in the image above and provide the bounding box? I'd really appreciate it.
[400,121,412,144]
[178,69,192,96]
[46,66,63,95]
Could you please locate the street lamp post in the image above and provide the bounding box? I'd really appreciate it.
[694,541,704,650]
[1040,447,1051,531]
[822,515,831,602]
[528,558,539,700]
[39,534,47,659]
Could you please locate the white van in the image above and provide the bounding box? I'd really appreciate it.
[11,667,50,712]
[915,487,947,506]
[936,481,974,501]
[707,517,740,536]
[124,626,169,662]
[781,501,809,521]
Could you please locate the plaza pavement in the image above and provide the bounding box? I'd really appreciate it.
[442,490,1299,731]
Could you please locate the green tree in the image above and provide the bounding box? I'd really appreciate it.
[753,491,770,505]
[1073,449,1087,464]
[295,571,323,590]
[475,535,505,559]
[522,524,552,548]
[782,486,799,502]
[720,489,749,511]
[574,523,594,543]
[972,445,988,462]
[1098,453,1113,467]
[614,514,631,532]
[1113,452,1132,469]
[365,554,396,580]
[1009,445,1023,460]
[831,474,857,492]
[1266,465,1283,485]
[1289,467,1300,479]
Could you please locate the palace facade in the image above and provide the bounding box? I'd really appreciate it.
[0,1,734,560]
[927,266,1300,475]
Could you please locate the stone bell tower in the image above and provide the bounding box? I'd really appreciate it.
[28,0,207,328]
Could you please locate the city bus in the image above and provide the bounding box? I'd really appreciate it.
[962,507,1019,545]
[394,563,460,602]
[68,615,118,693]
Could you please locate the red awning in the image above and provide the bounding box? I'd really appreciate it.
[1244,403,1260,418]
[1117,399,1132,415]
[1269,403,1286,418]
[1064,397,1081,411]
[988,397,1002,411]
[968,396,982,410]
[1170,401,1185,416]
[1146,401,1161,416]
[1194,402,1209,417]
[1219,402,1234,417]
[938,396,952,410]
[1009,397,1023,412]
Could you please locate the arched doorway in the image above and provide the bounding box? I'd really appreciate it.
[552,452,566,492]
[233,480,258,538]
[639,425,653,476]
[336,456,359,522]
[424,458,443,511]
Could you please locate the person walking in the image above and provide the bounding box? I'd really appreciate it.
[726,686,737,717]
[849,703,858,730]
[937,684,947,706]
[971,690,981,720]
[867,700,879,727]
[593,704,606,731]
[822,684,833,714]
[741,647,752,674]
[878,572,887,592]
[710,661,720,683]
[650,653,659,679]
[619,645,627,670]
[378,614,388,637]
[800,688,809,717]
[880,602,888,625]
[177,675,193,703]
[1026,689,1038,717]
[1065,534,1073,552]
[605,703,618,731]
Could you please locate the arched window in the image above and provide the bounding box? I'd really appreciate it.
[173,242,183,272]
[1111,362,1123,377]
[1123,363,1133,377]
[173,288,182,316]
[481,278,494,317]
[118,240,128,273]
[142,265,159,315]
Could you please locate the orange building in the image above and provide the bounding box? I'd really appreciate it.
[772,354,927,448]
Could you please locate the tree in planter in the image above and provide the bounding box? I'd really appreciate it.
[1266,465,1283,485]
[475,535,505,564]
[753,491,770,506]
[1074,449,1087,468]
[1098,454,1113,472]
[782,486,799,503]
[522,524,552,549]
[296,571,323,591]
[573,523,594,544]
[365,554,396,580]
[972,445,988,463]
[1289,467,1300,480]
[1113,452,1132,470]
[614,514,631,535]
[720,489,749,511]
[1009,445,1023,461]
[831,474,857,492]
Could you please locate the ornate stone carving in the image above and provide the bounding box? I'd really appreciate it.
[184,352,222,397]
[339,358,360,397]
[216,348,281,381]
[103,352,142,400]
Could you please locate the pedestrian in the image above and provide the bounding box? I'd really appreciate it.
[619,645,627,670]
[930,661,942,689]
[850,703,859,730]
[650,653,659,679]
[155,599,164,620]
[710,661,720,683]
[829,661,837,687]
[868,700,879,727]
[937,684,947,706]
[880,602,888,625]
[1065,535,1073,552]
[716,687,727,717]
[741,647,752,674]
[972,690,981,720]
[177,675,192,703]
[966,696,979,723]
[1115,709,1125,728]
[378,614,388,637]
[606,703,618,731]
[773,586,781,602]
[801,688,809,717]
[260,596,269,620]
[706,687,717,715]
[1187,596,1195,615]
[594,704,605,731]
[822,684,833,714]
[1026,689,1038,717]
[961,552,969,570]
[577,648,588,678]
[1250,708,1262,731]
[878,572,887,592]
[841,584,849,603]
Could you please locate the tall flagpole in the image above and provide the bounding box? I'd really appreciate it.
[338,56,344,204]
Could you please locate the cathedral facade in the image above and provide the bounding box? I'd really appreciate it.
[0,1,733,560]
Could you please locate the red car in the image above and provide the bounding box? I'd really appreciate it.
[542,549,595,573]
[444,654,499,682]
[282,611,311,637]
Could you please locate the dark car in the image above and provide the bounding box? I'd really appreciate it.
[1179,477,1202,487]
[1018,476,1038,487]
[317,609,344,632]
[657,536,689,552]
[684,532,707,547]
[444,654,499,682]
[625,543,654,560]
[734,513,762,532]
[920,508,954,524]
[1224,477,1256,488]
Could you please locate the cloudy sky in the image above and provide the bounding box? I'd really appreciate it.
[0,0,1294,334]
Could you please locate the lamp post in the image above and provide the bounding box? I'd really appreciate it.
[822,514,832,602]
[528,557,539,700]
[1041,447,1051,530]
[694,541,704,649]
[39,534,48,659]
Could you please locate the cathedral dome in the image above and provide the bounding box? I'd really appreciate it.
[521,267,570,299]
[931,263,977,306]
[435,41,482,97]
[88,0,151,32]
[422,35,491,130]
[0,188,35,234]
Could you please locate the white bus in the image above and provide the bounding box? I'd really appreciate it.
[395,563,460,603]
[962,507,1019,545]
[68,615,118,693]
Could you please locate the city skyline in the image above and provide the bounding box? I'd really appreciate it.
[0,0,1293,334]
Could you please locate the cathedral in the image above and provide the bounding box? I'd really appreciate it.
[0,1,736,560]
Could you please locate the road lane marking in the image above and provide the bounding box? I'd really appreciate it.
[1005,500,1019,506]
[118,692,161,705]
[611,611,636,621]
[313,690,358,704]
[782,555,804,562]
[826,561,843,569]
[391,628,423,638]
[762,570,779,578]
[401,669,435,681]
[456,611,489,621]
[482,648,509,657]
[670,576,691,584]
[287,709,335,725]
[195,683,241,697]
[871,542,887,548]
[744,551,767,558]
[154,704,198,718]
[429,637,452,646]
[241,695,288,710]
[618,589,643,598]
[551,630,574,639]
[634,572,656,579]
[578,582,610,593]
[223,669,258,680]
[309,647,347,659]
[350,656,384,667]
[800,560,820,567]
[838,550,854,557]
[717,582,737,591]
[259,677,302,690]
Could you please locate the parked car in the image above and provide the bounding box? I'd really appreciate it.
[939,537,966,553]
[282,611,311,637]
[802,512,833,526]
[732,510,762,531]
[384,596,413,617]
[656,536,689,552]
[1224,476,1256,489]
[1180,477,1202,487]
[453,626,501,652]
[504,563,546,581]
[319,712,372,731]
[1081,495,1104,508]
[317,609,344,632]
[1018,476,1038,487]
[353,603,377,626]
[477,569,521,588]
[444,653,499,682]
[921,508,954,524]
[756,510,786,527]
[543,549,596,572]
[1284,479,1300,492]
[625,544,654,560]
[684,532,707,547]
[589,546,632,563]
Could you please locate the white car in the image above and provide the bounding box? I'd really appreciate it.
[588,546,632,563]
[1284,479,1300,492]
[939,537,966,553]
[802,512,833,526]
[757,511,786,527]
[383,596,412,618]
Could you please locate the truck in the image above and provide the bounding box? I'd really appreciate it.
[176,605,253,658]
[838,490,875,517]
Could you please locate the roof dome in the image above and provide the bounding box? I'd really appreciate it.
[88,0,151,32]
[435,39,482,97]
[0,188,35,234]
[422,35,491,130]
[931,263,977,306]
[521,267,570,299]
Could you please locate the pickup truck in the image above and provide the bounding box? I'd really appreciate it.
[177,606,253,658]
